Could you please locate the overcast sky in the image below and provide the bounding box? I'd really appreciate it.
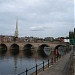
[0,0,74,38]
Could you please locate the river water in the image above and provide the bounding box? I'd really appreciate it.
[0,51,48,75]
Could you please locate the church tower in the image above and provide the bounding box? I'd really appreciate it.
[15,17,19,38]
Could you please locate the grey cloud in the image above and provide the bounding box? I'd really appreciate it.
[30,26,51,31]
[0,0,74,37]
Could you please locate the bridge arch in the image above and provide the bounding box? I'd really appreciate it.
[10,44,19,55]
[0,44,7,54]
[23,44,34,56]
[38,44,51,57]
[54,45,66,57]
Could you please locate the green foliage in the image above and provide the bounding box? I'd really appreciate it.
[70,39,75,45]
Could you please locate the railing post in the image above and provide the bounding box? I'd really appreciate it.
[36,64,37,75]
[48,59,49,67]
[43,61,44,71]
[26,68,28,75]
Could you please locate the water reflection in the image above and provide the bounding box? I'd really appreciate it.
[23,49,33,57]
[0,49,47,75]
[10,49,19,56]
[13,56,18,75]
[0,50,7,59]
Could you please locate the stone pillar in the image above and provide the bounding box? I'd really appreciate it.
[32,47,39,58]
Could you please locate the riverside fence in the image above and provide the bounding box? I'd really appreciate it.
[18,57,59,75]
[18,49,72,75]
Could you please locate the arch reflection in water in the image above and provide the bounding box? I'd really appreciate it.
[44,47,52,56]
[23,44,34,57]
[54,45,66,58]
[10,44,19,56]
[0,44,7,55]
[38,44,50,58]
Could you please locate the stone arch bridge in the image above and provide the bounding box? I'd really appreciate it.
[0,42,70,57]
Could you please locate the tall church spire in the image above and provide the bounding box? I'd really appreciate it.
[15,17,19,37]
